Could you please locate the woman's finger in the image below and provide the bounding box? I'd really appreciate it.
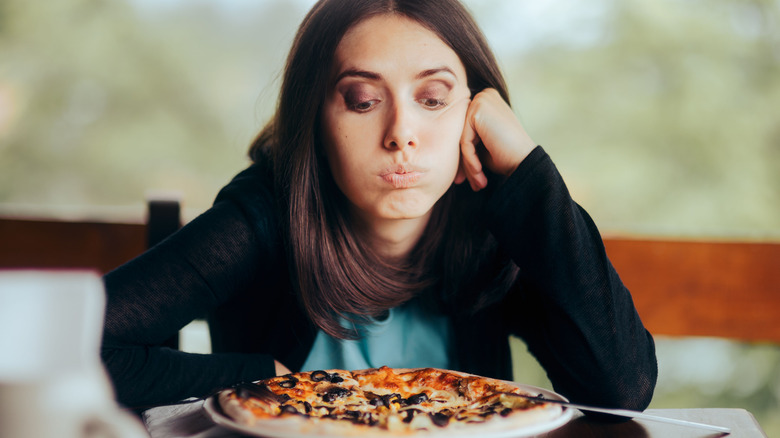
[454,156,467,185]
[460,106,488,191]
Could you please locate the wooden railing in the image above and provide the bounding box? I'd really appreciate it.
[1,213,778,343]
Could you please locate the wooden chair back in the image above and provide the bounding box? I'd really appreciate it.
[0,218,146,274]
[604,237,780,343]
[0,199,180,274]
[0,199,182,348]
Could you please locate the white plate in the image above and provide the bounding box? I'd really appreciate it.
[203,381,573,438]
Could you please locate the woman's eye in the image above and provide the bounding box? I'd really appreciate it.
[342,87,379,113]
[350,100,377,112]
[419,98,446,109]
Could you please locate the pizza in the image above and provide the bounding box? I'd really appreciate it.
[216,366,564,436]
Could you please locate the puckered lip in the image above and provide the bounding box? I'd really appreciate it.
[378,163,428,189]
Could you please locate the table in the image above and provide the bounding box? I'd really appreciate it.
[540,409,766,438]
[142,402,768,438]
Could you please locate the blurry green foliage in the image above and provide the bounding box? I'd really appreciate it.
[479,0,780,237]
[1,0,778,235]
[511,336,780,436]
[0,0,307,216]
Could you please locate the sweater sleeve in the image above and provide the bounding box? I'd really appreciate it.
[101,164,281,409]
[487,146,657,412]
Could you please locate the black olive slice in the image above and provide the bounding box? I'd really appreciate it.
[280,405,299,415]
[278,374,299,389]
[384,393,403,406]
[430,412,450,427]
[321,386,351,402]
[406,392,429,405]
[310,370,330,382]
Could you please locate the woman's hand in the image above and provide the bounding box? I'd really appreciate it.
[455,88,537,191]
[275,360,291,376]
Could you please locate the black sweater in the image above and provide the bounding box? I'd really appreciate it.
[101,146,657,411]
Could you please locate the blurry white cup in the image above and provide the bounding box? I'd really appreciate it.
[0,270,147,438]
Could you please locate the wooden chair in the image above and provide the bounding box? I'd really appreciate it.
[0,198,182,348]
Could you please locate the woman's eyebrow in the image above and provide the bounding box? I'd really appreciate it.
[416,66,457,80]
[334,66,457,85]
[334,68,382,84]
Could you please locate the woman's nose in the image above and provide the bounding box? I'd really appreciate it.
[383,102,418,151]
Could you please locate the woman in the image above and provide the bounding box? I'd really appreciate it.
[102,0,657,413]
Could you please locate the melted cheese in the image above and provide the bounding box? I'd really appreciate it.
[225,366,549,432]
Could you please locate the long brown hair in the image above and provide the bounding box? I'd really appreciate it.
[249,0,518,339]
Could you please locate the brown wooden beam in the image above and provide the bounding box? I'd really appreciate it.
[0,218,146,274]
[604,238,780,343]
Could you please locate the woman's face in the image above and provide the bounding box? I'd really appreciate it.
[321,14,470,228]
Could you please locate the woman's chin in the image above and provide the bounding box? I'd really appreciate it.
[377,200,435,221]
[349,190,440,225]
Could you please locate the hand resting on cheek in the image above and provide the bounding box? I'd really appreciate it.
[455,88,537,191]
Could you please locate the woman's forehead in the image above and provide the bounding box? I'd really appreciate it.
[332,14,466,81]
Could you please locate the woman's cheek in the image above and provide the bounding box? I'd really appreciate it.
[430,103,468,156]
[435,100,469,147]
